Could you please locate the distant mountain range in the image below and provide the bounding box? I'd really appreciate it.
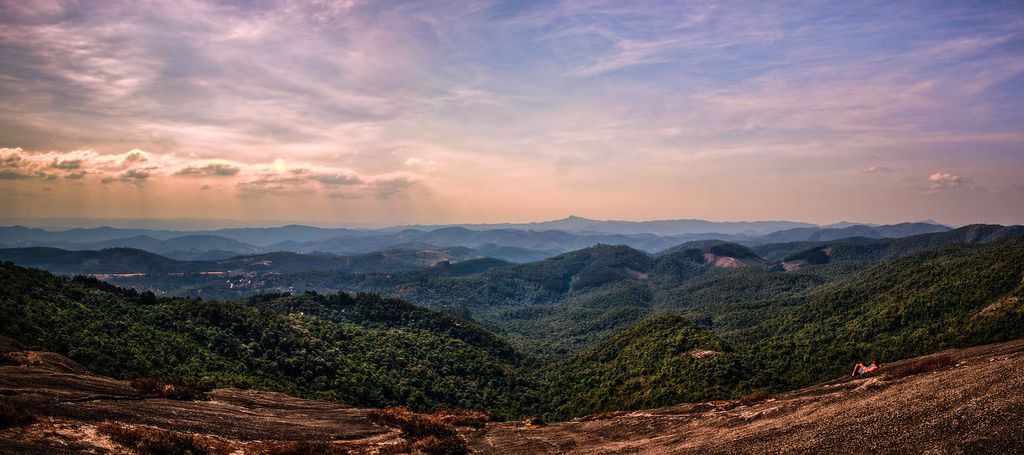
[0,218,953,263]
[388,215,820,236]
[0,246,487,276]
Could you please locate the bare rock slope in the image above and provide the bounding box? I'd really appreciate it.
[2,336,1023,454]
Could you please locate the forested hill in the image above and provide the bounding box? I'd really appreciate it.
[541,237,1024,419]
[0,262,540,417]
[780,224,1024,265]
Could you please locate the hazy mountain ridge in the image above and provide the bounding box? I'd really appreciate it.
[0,220,951,264]
[754,221,951,243]
[388,215,819,236]
[0,246,487,275]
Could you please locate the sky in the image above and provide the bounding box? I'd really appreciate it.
[1,0,1023,227]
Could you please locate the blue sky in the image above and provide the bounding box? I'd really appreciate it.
[1,0,1022,226]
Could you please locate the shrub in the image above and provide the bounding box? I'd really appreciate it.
[524,416,546,426]
[369,407,468,455]
[413,435,469,455]
[131,377,212,401]
[736,390,773,407]
[0,350,43,366]
[0,398,37,429]
[97,422,232,455]
[429,409,498,428]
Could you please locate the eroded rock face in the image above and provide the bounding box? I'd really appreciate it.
[469,340,1024,454]
[2,337,1024,454]
[684,348,720,359]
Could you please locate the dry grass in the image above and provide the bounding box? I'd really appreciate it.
[247,440,351,455]
[412,435,469,454]
[886,354,957,380]
[368,407,470,455]
[428,409,497,429]
[0,398,37,429]
[97,422,233,455]
[131,377,212,401]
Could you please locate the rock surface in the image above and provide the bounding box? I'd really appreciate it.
[2,336,1023,454]
[470,341,1024,454]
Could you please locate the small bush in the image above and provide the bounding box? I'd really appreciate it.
[0,351,42,366]
[370,407,457,440]
[429,409,497,428]
[369,407,468,455]
[0,398,37,429]
[97,422,232,455]
[414,435,469,455]
[131,377,212,401]
[887,354,957,380]
[736,390,773,407]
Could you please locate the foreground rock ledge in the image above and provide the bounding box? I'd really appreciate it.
[2,337,1023,454]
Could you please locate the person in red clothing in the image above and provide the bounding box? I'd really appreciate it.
[851,358,879,377]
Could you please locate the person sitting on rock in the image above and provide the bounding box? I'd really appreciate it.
[851,358,879,377]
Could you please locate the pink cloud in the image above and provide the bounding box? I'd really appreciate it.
[928,171,965,191]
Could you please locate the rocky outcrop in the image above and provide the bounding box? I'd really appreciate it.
[2,337,1023,454]
[470,340,1024,454]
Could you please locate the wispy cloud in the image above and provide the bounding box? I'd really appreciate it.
[176,163,241,177]
[862,166,892,173]
[0,1,1023,224]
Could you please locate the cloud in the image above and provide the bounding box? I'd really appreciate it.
[175,163,241,177]
[50,159,82,170]
[862,166,891,173]
[3,146,428,201]
[403,157,438,171]
[311,173,363,186]
[119,168,151,182]
[0,149,45,179]
[0,170,35,180]
[235,173,317,198]
[123,151,148,164]
[373,177,417,199]
[928,171,965,191]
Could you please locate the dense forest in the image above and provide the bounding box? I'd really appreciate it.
[541,238,1024,419]
[0,264,541,417]
[1,225,1022,420]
